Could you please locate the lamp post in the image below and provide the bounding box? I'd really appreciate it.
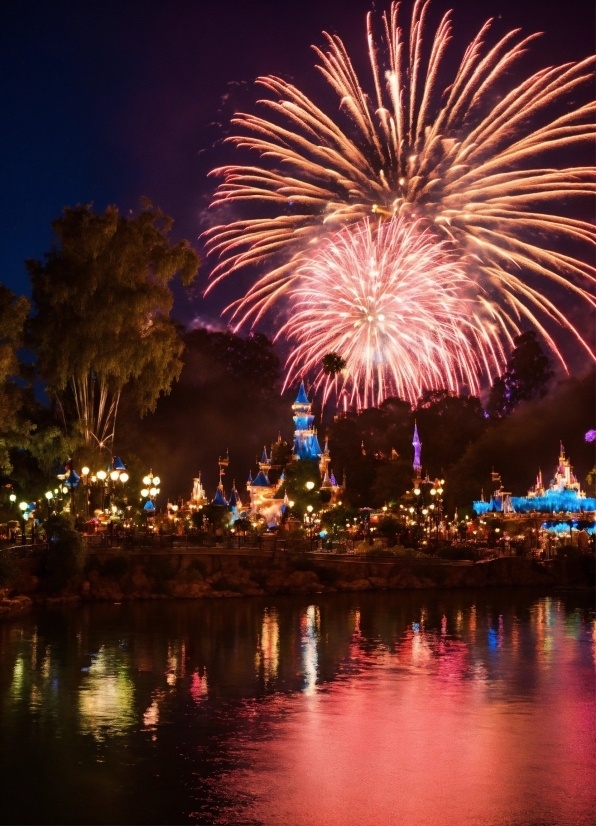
[141,470,161,522]
[18,501,28,544]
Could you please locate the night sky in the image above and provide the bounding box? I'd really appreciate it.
[1,0,594,336]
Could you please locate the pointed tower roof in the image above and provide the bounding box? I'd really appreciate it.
[260,445,269,465]
[229,484,240,508]
[212,487,229,506]
[412,421,422,474]
[247,469,253,484]
[310,432,322,456]
[295,381,310,405]
[252,470,271,487]
[321,469,332,489]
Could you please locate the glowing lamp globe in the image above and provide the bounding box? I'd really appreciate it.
[414,488,421,496]
[19,502,28,511]
[152,476,161,486]
[306,505,314,513]
[142,476,151,486]
[149,487,157,496]
[119,472,129,483]
[110,470,120,481]
[97,470,107,481]
[288,500,295,508]
[430,488,437,495]
[141,488,149,497]
[44,491,52,500]
[9,493,16,502]
[305,481,315,491]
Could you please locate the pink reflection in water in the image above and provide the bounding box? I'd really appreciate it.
[224,615,595,826]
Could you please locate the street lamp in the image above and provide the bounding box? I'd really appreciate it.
[141,470,161,517]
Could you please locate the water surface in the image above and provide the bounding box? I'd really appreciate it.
[0,590,594,825]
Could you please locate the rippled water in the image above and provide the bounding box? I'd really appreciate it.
[0,590,594,825]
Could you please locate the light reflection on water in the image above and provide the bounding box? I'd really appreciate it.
[0,590,594,825]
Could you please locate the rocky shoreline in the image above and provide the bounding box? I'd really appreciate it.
[1,551,593,619]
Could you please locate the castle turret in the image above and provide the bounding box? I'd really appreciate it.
[412,422,422,478]
[291,381,321,462]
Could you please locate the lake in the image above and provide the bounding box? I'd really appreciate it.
[0,590,594,825]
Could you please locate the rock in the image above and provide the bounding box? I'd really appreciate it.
[265,570,286,591]
[283,570,320,592]
[0,595,32,619]
[165,581,211,598]
[368,577,389,590]
[131,567,151,592]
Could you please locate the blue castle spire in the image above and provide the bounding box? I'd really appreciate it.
[295,380,310,405]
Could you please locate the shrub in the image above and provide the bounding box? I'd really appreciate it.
[44,513,86,589]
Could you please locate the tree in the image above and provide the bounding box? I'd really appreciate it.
[487,331,553,418]
[279,458,321,516]
[322,353,346,375]
[0,284,32,473]
[28,202,199,452]
[414,389,487,476]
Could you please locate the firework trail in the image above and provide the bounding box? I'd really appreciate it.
[281,216,506,406]
[205,0,595,366]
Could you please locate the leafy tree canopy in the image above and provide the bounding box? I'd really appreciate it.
[0,284,32,473]
[28,201,199,451]
[322,352,346,375]
[414,389,487,477]
[487,331,553,418]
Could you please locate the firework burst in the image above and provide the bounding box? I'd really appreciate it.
[205,0,595,367]
[282,216,506,407]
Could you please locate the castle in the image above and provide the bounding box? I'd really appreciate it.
[473,443,596,517]
[190,382,342,526]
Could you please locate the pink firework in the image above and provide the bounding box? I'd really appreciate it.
[281,217,507,408]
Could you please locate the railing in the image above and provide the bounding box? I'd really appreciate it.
[0,543,47,559]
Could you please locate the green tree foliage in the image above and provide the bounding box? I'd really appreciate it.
[487,331,553,418]
[414,389,487,477]
[28,202,199,452]
[328,397,412,508]
[322,353,346,375]
[271,439,292,473]
[43,512,86,589]
[280,458,321,516]
[0,285,32,473]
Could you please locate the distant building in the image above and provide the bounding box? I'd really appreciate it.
[189,382,342,527]
[474,444,596,521]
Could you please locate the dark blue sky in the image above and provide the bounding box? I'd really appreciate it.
[1,0,594,333]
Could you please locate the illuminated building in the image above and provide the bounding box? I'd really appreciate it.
[473,444,596,532]
[187,382,342,527]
